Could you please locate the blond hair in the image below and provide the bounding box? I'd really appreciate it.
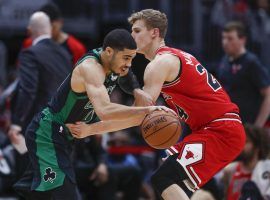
[128,9,168,38]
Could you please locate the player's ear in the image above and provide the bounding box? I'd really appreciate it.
[152,28,160,38]
[105,47,114,57]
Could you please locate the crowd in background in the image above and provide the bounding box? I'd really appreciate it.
[1,0,270,199]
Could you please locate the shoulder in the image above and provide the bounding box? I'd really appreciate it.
[244,51,262,66]
[77,57,105,82]
[30,40,70,61]
[156,53,179,64]
[79,57,102,72]
[245,51,258,61]
[30,39,56,53]
[148,53,179,70]
[19,47,36,60]
[245,51,268,71]
[144,53,180,83]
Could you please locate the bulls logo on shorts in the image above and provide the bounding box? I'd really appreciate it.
[178,143,204,165]
[177,143,205,191]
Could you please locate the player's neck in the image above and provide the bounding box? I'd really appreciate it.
[145,40,165,61]
[100,51,111,75]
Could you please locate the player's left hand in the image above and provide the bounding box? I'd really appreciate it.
[133,89,154,106]
[66,122,92,138]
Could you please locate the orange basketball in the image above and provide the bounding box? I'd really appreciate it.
[140,110,182,149]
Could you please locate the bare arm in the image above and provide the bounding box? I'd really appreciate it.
[142,54,180,103]
[79,60,152,121]
[133,89,154,106]
[66,116,144,138]
[255,86,270,127]
[66,106,174,138]
[66,56,178,138]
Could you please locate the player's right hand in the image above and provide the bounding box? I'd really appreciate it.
[134,89,155,106]
[149,106,178,117]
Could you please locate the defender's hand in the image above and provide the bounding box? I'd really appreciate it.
[149,106,178,117]
[134,89,154,106]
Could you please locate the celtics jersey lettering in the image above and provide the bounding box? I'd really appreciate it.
[47,48,118,124]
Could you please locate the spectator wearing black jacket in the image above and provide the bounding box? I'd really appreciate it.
[7,12,72,178]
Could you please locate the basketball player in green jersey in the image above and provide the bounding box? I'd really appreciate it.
[14,29,173,200]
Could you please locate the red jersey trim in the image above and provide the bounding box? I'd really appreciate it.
[155,45,167,54]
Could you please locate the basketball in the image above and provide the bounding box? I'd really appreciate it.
[140,110,182,149]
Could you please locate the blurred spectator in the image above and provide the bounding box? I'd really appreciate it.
[198,178,223,200]
[205,0,250,71]
[222,124,270,200]
[239,180,264,200]
[22,3,87,65]
[0,41,7,91]
[8,11,72,179]
[248,0,270,69]
[75,131,142,200]
[216,21,270,126]
[211,0,250,27]
[102,131,142,200]
[191,189,216,200]
[74,135,108,199]
[250,156,270,198]
[0,132,15,197]
[0,40,8,136]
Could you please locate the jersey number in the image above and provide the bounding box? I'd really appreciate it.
[174,103,188,121]
[196,65,221,91]
[83,102,95,123]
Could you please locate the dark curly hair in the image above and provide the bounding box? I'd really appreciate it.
[244,123,270,160]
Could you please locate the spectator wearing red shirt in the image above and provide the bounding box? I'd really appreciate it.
[22,3,86,65]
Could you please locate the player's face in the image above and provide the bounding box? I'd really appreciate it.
[222,30,246,56]
[131,20,154,54]
[109,48,136,76]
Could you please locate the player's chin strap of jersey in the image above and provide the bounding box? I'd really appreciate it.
[118,69,141,95]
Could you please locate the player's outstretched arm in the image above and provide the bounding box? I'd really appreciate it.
[78,60,154,121]
[66,106,174,138]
